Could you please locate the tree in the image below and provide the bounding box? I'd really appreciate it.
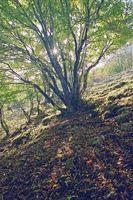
[0,106,10,137]
[0,68,40,136]
[0,0,132,114]
[0,79,14,136]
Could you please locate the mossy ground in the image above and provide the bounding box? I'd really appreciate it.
[0,70,133,200]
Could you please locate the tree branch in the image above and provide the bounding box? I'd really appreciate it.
[81,41,113,93]
[1,62,61,109]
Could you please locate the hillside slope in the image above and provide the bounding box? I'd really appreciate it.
[0,70,133,200]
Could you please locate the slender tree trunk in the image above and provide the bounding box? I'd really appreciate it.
[19,105,31,123]
[28,99,34,122]
[0,108,9,137]
[36,92,41,116]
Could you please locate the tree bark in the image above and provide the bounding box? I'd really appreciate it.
[0,107,9,137]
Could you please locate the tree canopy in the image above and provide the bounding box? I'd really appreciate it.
[0,0,132,113]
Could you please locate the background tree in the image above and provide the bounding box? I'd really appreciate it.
[0,67,43,137]
[0,0,132,114]
[0,78,15,136]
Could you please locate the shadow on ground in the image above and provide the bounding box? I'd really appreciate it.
[0,106,132,200]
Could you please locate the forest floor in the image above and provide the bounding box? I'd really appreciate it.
[0,70,133,200]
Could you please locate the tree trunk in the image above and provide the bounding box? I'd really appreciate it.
[0,108,9,137]
[36,92,41,116]
[19,105,31,123]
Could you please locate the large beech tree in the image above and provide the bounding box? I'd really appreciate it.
[0,0,132,113]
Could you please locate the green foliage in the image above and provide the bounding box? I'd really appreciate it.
[0,1,132,106]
